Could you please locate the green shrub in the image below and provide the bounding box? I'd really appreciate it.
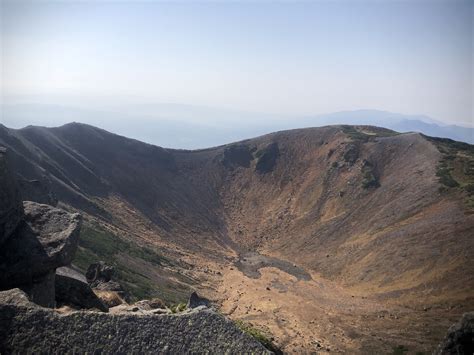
[170,303,187,313]
[464,183,474,196]
[361,161,380,189]
[255,142,280,174]
[436,167,459,188]
[362,171,380,188]
[341,125,370,142]
[392,345,408,355]
[343,144,359,164]
[234,320,281,354]
[463,160,474,176]
[422,135,474,154]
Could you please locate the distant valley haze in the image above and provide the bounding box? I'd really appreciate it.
[1,102,473,149]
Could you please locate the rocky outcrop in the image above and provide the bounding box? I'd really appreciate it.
[0,201,81,307]
[85,261,129,304]
[187,291,210,309]
[0,288,271,354]
[0,147,82,308]
[434,312,474,355]
[86,261,114,286]
[55,267,108,312]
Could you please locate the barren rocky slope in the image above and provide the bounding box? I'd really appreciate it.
[0,147,271,354]
[1,123,473,353]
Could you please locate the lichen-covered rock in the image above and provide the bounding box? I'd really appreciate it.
[0,289,272,354]
[0,147,23,246]
[434,312,474,355]
[55,267,108,312]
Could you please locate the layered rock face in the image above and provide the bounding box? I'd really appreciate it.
[0,288,270,354]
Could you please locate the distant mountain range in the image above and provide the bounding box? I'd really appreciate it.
[1,104,472,149]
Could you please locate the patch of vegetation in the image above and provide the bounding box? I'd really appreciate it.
[392,345,409,355]
[463,159,474,176]
[115,265,162,301]
[234,320,282,354]
[170,302,187,313]
[464,183,474,196]
[341,125,371,142]
[222,144,253,168]
[423,135,474,155]
[77,225,168,266]
[343,143,360,164]
[423,134,474,209]
[436,160,459,188]
[361,160,380,189]
[73,222,190,303]
[255,142,280,174]
[341,125,398,143]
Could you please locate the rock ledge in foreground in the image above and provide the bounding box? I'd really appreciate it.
[0,288,272,354]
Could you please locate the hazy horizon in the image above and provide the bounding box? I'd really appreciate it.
[1,0,473,128]
[2,103,473,149]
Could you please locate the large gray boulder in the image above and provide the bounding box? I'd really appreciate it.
[0,147,23,246]
[55,266,108,312]
[0,288,272,354]
[0,201,82,307]
[434,312,474,355]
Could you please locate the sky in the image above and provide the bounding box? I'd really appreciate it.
[1,0,473,126]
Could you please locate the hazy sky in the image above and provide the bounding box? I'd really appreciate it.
[1,0,473,125]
